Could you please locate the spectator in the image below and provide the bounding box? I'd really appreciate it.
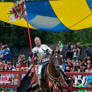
[85,65,92,73]
[0,58,3,70]
[1,45,11,63]
[77,42,82,58]
[73,45,80,60]
[20,62,26,70]
[17,54,26,69]
[72,57,78,63]
[18,54,25,64]
[59,56,64,65]
[73,63,80,72]
[66,42,73,60]
[86,45,92,64]
[0,61,6,71]
[66,58,73,71]
[8,63,15,70]
[59,57,66,71]
[85,65,92,87]
[88,82,92,92]
[80,59,87,72]
[56,40,63,52]
[86,56,91,65]
[64,65,71,72]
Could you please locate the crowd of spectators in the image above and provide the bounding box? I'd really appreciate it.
[58,41,92,91]
[0,42,92,92]
[0,43,31,92]
[0,42,31,71]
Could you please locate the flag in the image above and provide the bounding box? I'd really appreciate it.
[9,0,26,22]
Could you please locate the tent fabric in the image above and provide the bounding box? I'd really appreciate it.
[0,2,35,29]
[24,1,71,32]
[0,0,92,32]
[87,0,92,10]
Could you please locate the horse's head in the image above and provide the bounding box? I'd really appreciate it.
[50,50,61,70]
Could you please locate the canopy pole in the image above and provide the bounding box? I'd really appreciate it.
[24,1,37,82]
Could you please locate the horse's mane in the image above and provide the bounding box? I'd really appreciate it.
[47,50,61,78]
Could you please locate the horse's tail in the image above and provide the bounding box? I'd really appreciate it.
[17,67,34,92]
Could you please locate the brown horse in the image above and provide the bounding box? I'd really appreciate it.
[39,50,65,92]
[17,50,71,92]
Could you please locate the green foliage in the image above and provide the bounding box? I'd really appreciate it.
[0,21,92,47]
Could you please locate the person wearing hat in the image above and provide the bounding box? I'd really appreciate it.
[1,45,11,63]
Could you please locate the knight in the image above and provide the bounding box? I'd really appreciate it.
[32,37,52,65]
[32,37,52,91]
[31,37,72,91]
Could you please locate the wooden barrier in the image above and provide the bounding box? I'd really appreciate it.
[0,71,92,91]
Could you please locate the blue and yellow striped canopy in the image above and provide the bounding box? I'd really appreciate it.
[0,0,92,32]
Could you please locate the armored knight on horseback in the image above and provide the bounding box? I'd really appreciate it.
[32,37,72,91]
[17,37,72,92]
[32,37,52,91]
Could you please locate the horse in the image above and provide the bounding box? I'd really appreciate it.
[17,50,72,92]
